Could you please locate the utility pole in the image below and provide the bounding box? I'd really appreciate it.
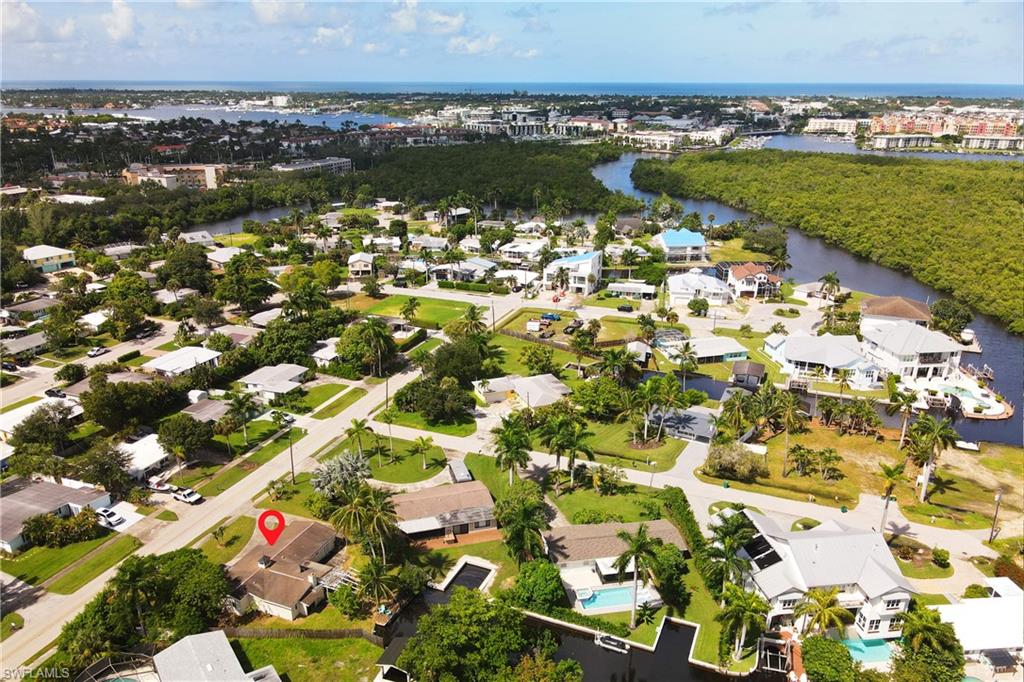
[288,426,295,484]
[989,490,1003,543]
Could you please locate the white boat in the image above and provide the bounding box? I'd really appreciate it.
[954,440,980,452]
[960,328,976,343]
[594,634,631,654]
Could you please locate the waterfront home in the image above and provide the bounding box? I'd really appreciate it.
[472,373,571,408]
[0,478,112,553]
[152,630,280,682]
[393,481,495,543]
[542,251,603,295]
[651,229,708,262]
[142,346,221,378]
[725,508,914,640]
[861,320,962,381]
[348,252,375,278]
[731,361,766,388]
[498,239,548,264]
[226,520,338,621]
[764,332,879,387]
[173,230,216,247]
[933,577,1023,662]
[727,263,781,299]
[21,245,76,273]
[685,336,749,364]
[118,433,174,481]
[859,296,932,333]
[614,217,645,237]
[666,269,733,307]
[240,363,308,401]
[604,243,650,261]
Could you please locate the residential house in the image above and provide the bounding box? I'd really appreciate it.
[152,630,280,682]
[175,231,216,247]
[492,269,539,289]
[118,433,174,481]
[472,373,571,408]
[77,310,109,334]
[312,338,340,367]
[181,398,231,424]
[240,363,308,401]
[604,244,650,261]
[249,308,283,328]
[498,239,547,265]
[764,332,879,387]
[686,336,749,364]
[431,257,497,282]
[0,397,83,443]
[514,220,547,236]
[21,245,76,273]
[393,481,495,542]
[667,269,733,307]
[0,478,112,553]
[1,331,47,358]
[101,243,144,261]
[627,340,654,364]
[153,287,198,305]
[458,236,483,254]
[142,346,221,377]
[543,251,603,295]
[861,321,962,380]
[859,296,932,334]
[731,361,766,388]
[207,324,261,347]
[206,246,244,268]
[409,235,448,253]
[2,297,59,321]
[64,370,154,398]
[727,263,781,298]
[648,407,717,442]
[614,217,645,237]
[651,229,708,262]
[348,252,375,278]
[729,509,915,640]
[606,281,657,300]
[362,236,402,253]
[933,577,1023,659]
[226,520,338,621]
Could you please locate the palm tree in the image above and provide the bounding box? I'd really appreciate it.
[364,486,398,565]
[539,414,573,494]
[777,392,806,476]
[885,390,918,450]
[878,462,906,530]
[562,421,595,489]
[491,415,531,486]
[817,271,841,301]
[400,296,420,324]
[621,248,640,279]
[227,392,257,445]
[345,418,373,458]
[704,536,752,605]
[635,379,661,443]
[362,317,392,377]
[496,491,548,563]
[793,586,853,636]
[769,250,792,274]
[901,607,958,652]
[719,391,749,436]
[676,342,697,392]
[569,332,594,379]
[835,368,853,397]
[214,414,241,458]
[552,266,570,292]
[330,483,371,546]
[908,415,958,502]
[411,435,434,470]
[653,375,682,443]
[285,280,330,319]
[616,391,646,446]
[598,348,634,386]
[378,408,397,461]
[111,555,158,637]
[613,523,660,630]
[358,556,397,606]
[717,584,770,660]
[271,410,296,483]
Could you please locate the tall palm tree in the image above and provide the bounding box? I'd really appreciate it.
[908,415,958,502]
[378,408,397,461]
[358,556,397,606]
[562,421,595,489]
[777,392,806,476]
[400,296,420,324]
[769,251,792,274]
[677,342,697,392]
[552,267,570,292]
[817,271,841,301]
[793,586,853,636]
[214,414,242,459]
[635,378,662,443]
[901,607,958,652]
[719,391,749,437]
[271,410,296,483]
[330,483,371,548]
[835,368,853,397]
[570,331,594,379]
[227,392,257,445]
[717,584,771,660]
[598,348,634,386]
[364,487,398,565]
[885,390,918,450]
[616,391,646,446]
[496,491,548,563]
[613,524,660,630]
[111,555,158,637]
[412,435,434,470]
[878,462,906,530]
[653,375,682,443]
[345,418,373,458]
[621,248,640,279]
[704,535,752,605]
[539,414,573,494]
[491,414,531,486]
[362,317,393,377]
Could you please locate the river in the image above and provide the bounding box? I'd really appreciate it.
[592,151,1023,446]
[764,133,1023,163]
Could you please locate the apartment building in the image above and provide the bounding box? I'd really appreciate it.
[804,118,859,134]
[271,157,353,175]
[871,134,933,150]
[122,163,227,190]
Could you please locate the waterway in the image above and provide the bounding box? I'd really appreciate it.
[592,152,1023,446]
[764,133,1023,163]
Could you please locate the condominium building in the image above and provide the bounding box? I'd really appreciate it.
[804,118,859,134]
[270,157,353,175]
[872,134,933,150]
[122,163,227,190]
[962,135,1024,151]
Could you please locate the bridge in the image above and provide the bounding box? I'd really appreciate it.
[737,129,786,137]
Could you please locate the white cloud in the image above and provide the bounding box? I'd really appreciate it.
[390,1,464,35]
[362,42,388,54]
[390,0,418,33]
[514,47,541,59]
[54,18,76,40]
[398,47,409,57]
[446,33,501,55]
[251,0,306,25]
[176,0,205,8]
[312,25,353,48]
[103,0,136,44]
[2,1,41,41]
[424,9,464,34]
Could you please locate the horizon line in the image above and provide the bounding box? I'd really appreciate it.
[5,79,1023,86]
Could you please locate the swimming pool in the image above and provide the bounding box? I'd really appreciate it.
[842,638,894,664]
[580,585,636,610]
[942,385,991,408]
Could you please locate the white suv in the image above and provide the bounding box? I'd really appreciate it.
[172,488,203,505]
[96,507,125,527]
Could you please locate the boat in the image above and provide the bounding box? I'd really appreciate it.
[594,635,631,654]
[955,440,981,452]
[960,328,976,343]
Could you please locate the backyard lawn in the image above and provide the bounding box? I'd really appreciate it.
[465,453,512,499]
[48,535,141,594]
[200,515,257,566]
[232,637,381,682]
[0,534,116,585]
[387,408,477,437]
[366,294,471,327]
[533,420,688,473]
[320,434,447,484]
[683,562,756,672]
[217,231,261,247]
[550,484,664,524]
[709,238,770,263]
[411,539,520,592]
[313,387,367,419]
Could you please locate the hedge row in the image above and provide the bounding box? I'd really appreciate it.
[116,350,141,362]
[396,328,428,352]
[662,486,719,598]
[436,280,510,295]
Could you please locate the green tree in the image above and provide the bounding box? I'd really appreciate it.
[105,270,154,339]
[491,414,532,486]
[801,635,856,682]
[520,344,557,377]
[42,303,83,351]
[345,418,373,459]
[613,523,660,629]
[794,586,853,636]
[908,415,958,503]
[227,392,257,445]
[817,271,841,301]
[400,296,421,324]
[716,583,770,660]
[878,461,906,530]
[886,390,918,450]
[495,480,548,563]
[157,414,213,468]
[214,252,274,312]
[357,556,397,606]
[929,299,973,336]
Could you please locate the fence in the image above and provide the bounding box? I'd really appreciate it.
[219,626,384,647]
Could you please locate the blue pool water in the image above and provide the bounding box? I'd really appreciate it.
[580,586,635,610]
[842,638,894,663]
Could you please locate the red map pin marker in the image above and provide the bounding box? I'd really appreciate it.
[258,510,285,546]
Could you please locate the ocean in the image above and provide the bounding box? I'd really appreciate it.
[4,80,1023,99]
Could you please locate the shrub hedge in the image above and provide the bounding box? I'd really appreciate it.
[116,349,141,362]
[396,328,428,352]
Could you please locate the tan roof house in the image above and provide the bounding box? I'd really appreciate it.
[393,481,495,542]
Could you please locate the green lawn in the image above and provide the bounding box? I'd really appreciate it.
[534,420,688,472]
[896,558,954,580]
[155,340,180,352]
[0,395,42,414]
[200,516,256,566]
[295,383,346,412]
[583,292,640,310]
[48,535,141,594]
[913,593,951,606]
[366,294,471,327]
[156,510,178,522]
[198,428,306,496]
[249,428,306,465]
[123,354,153,367]
[413,337,443,355]
[682,562,756,671]
[313,387,367,419]
[412,539,520,592]
[214,419,279,455]
[256,473,319,518]
[597,606,673,646]
[597,315,689,343]
[491,334,582,388]
[218,231,261,247]
[709,238,770,263]
[321,435,447,484]
[171,461,225,489]
[0,534,115,584]
[465,453,513,499]
[550,484,664,524]
[41,334,117,361]
[35,359,61,368]
[387,408,477,437]
[0,612,24,641]
[232,637,382,682]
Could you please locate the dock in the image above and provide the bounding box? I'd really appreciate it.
[960,339,983,353]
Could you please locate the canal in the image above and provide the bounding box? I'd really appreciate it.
[592,151,1023,446]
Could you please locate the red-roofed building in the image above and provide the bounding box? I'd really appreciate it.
[727,263,781,298]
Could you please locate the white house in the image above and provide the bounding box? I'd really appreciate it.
[727,263,781,298]
[729,509,915,640]
[21,245,76,273]
[431,257,497,282]
[410,235,448,253]
[861,320,962,381]
[472,373,571,408]
[604,243,650,260]
[498,239,548,264]
[492,269,539,289]
[458,236,483,254]
[651,229,708,262]
[152,287,198,305]
[685,336,749,364]
[0,478,112,553]
[606,281,657,300]
[933,577,1024,659]
[764,332,879,387]
[240,363,308,400]
[249,307,283,328]
[362,236,401,252]
[543,251,602,295]
[174,230,215,247]
[348,252,375,278]
[206,246,244,268]
[118,433,174,481]
[77,310,109,334]
[667,269,733,307]
[152,630,279,682]
[142,346,221,377]
[514,220,547,235]
[312,338,340,367]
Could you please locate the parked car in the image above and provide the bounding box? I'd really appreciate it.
[564,320,583,334]
[617,304,634,313]
[96,507,125,527]
[1,362,18,372]
[86,346,109,358]
[539,330,555,339]
[541,313,562,321]
[173,488,204,505]
[44,388,66,398]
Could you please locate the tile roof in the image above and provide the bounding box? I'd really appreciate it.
[543,520,686,563]
[861,296,932,321]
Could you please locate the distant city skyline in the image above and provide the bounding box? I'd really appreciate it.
[2,1,1023,87]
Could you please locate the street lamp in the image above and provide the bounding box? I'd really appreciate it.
[990,489,1004,543]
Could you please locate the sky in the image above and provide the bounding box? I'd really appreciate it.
[2,1,1022,85]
